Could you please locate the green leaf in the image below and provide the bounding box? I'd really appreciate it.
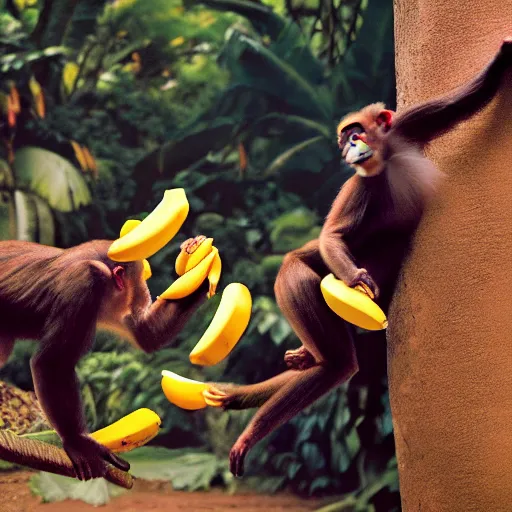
[219,32,330,120]
[0,190,15,241]
[269,207,320,252]
[270,317,292,346]
[264,136,324,177]
[124,446,221,491]
[132,119,235,201]
[32,194,55,245]
[29,472,119,506]
[199,0,285,39]
[13,147,91,212]
[251,113,331,138]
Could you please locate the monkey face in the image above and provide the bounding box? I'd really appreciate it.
[339,125,380,177]
[337,107,394,178]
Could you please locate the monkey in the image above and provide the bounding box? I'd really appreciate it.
[0,237,208,481]
[203,38,512,477]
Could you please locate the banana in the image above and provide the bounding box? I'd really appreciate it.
[160,247,218,300]
[189,282,251,366]
[175,250,189,276]
[175,236,214,276]
[90,408,161,453]
[108,188,189,262]
[184,237,214,274]
[119,219,141,238]
[161,370,217,410]
[142,259,152,280]
[320,273,388,331]
[117,219,152,280]
[207,251,222,298]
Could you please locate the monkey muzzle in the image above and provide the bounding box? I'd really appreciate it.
[343,139,373,165]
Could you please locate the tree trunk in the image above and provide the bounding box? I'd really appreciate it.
[389,3,512,511]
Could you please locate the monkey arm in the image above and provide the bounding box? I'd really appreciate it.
[123,283,208,353]
[393,38,512,146]
[319,229,360,283]
[318,183,376,291]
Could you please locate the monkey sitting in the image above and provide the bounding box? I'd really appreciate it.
[203,38,512,477]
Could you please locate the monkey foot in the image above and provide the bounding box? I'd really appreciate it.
[203,385,232,408]
[230,437,250,477]
[284,347,316,370]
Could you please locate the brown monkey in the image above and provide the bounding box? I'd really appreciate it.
[0,238,208,480]
[204,38,512,477]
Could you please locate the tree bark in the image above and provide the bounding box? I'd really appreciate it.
[389,2,512,511]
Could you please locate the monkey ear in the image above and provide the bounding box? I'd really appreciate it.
[113,265,125,290]
[376,110,394,130]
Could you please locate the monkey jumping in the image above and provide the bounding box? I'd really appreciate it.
[203,38,512,477]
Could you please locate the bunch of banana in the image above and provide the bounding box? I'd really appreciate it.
[320,273,388,331]
[90,408,161,453]
[160,236,222,300]
[108,188,189,262]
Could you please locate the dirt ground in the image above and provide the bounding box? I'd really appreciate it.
[1,471,326,512]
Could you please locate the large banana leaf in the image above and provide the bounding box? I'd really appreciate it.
[198,0,285,39]
[219,31,331,120]
[13,190,56,244]
[0,159,15,189]
[250,113,331,139]
[0,190,16,240]
[13,147,91,212]
[331,0,395,113]
[200,0,324,84]
[264,135,325,176]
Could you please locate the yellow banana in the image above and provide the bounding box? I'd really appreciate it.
[142,259,152,280]
[175,250,189,276]
[160,247,218,300]
[189,282,251,366]
[118,219,152,280]
[320,273,388,331]
[161,370,218,410]
[175,237,213,276]
[207,251,222,298]
[90,408,161,453]
[120,219,141,237]
[108,188,189,262]
[184,237,213,273]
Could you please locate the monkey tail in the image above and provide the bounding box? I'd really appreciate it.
[0,430,133,488]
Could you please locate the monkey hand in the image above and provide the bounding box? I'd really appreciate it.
[62,434,130,481]
[230,435,250,477]
[349,268,379,299]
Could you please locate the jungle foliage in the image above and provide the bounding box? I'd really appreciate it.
[0,0,398,510]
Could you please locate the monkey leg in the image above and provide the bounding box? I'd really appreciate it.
[225,250,358,476]
[229,364,352,477]
[204,370,301,409]
[274,248,357,365]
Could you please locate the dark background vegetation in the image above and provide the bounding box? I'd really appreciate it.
[0,0,398,509]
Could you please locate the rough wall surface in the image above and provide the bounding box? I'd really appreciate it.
[389,2,512,511]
